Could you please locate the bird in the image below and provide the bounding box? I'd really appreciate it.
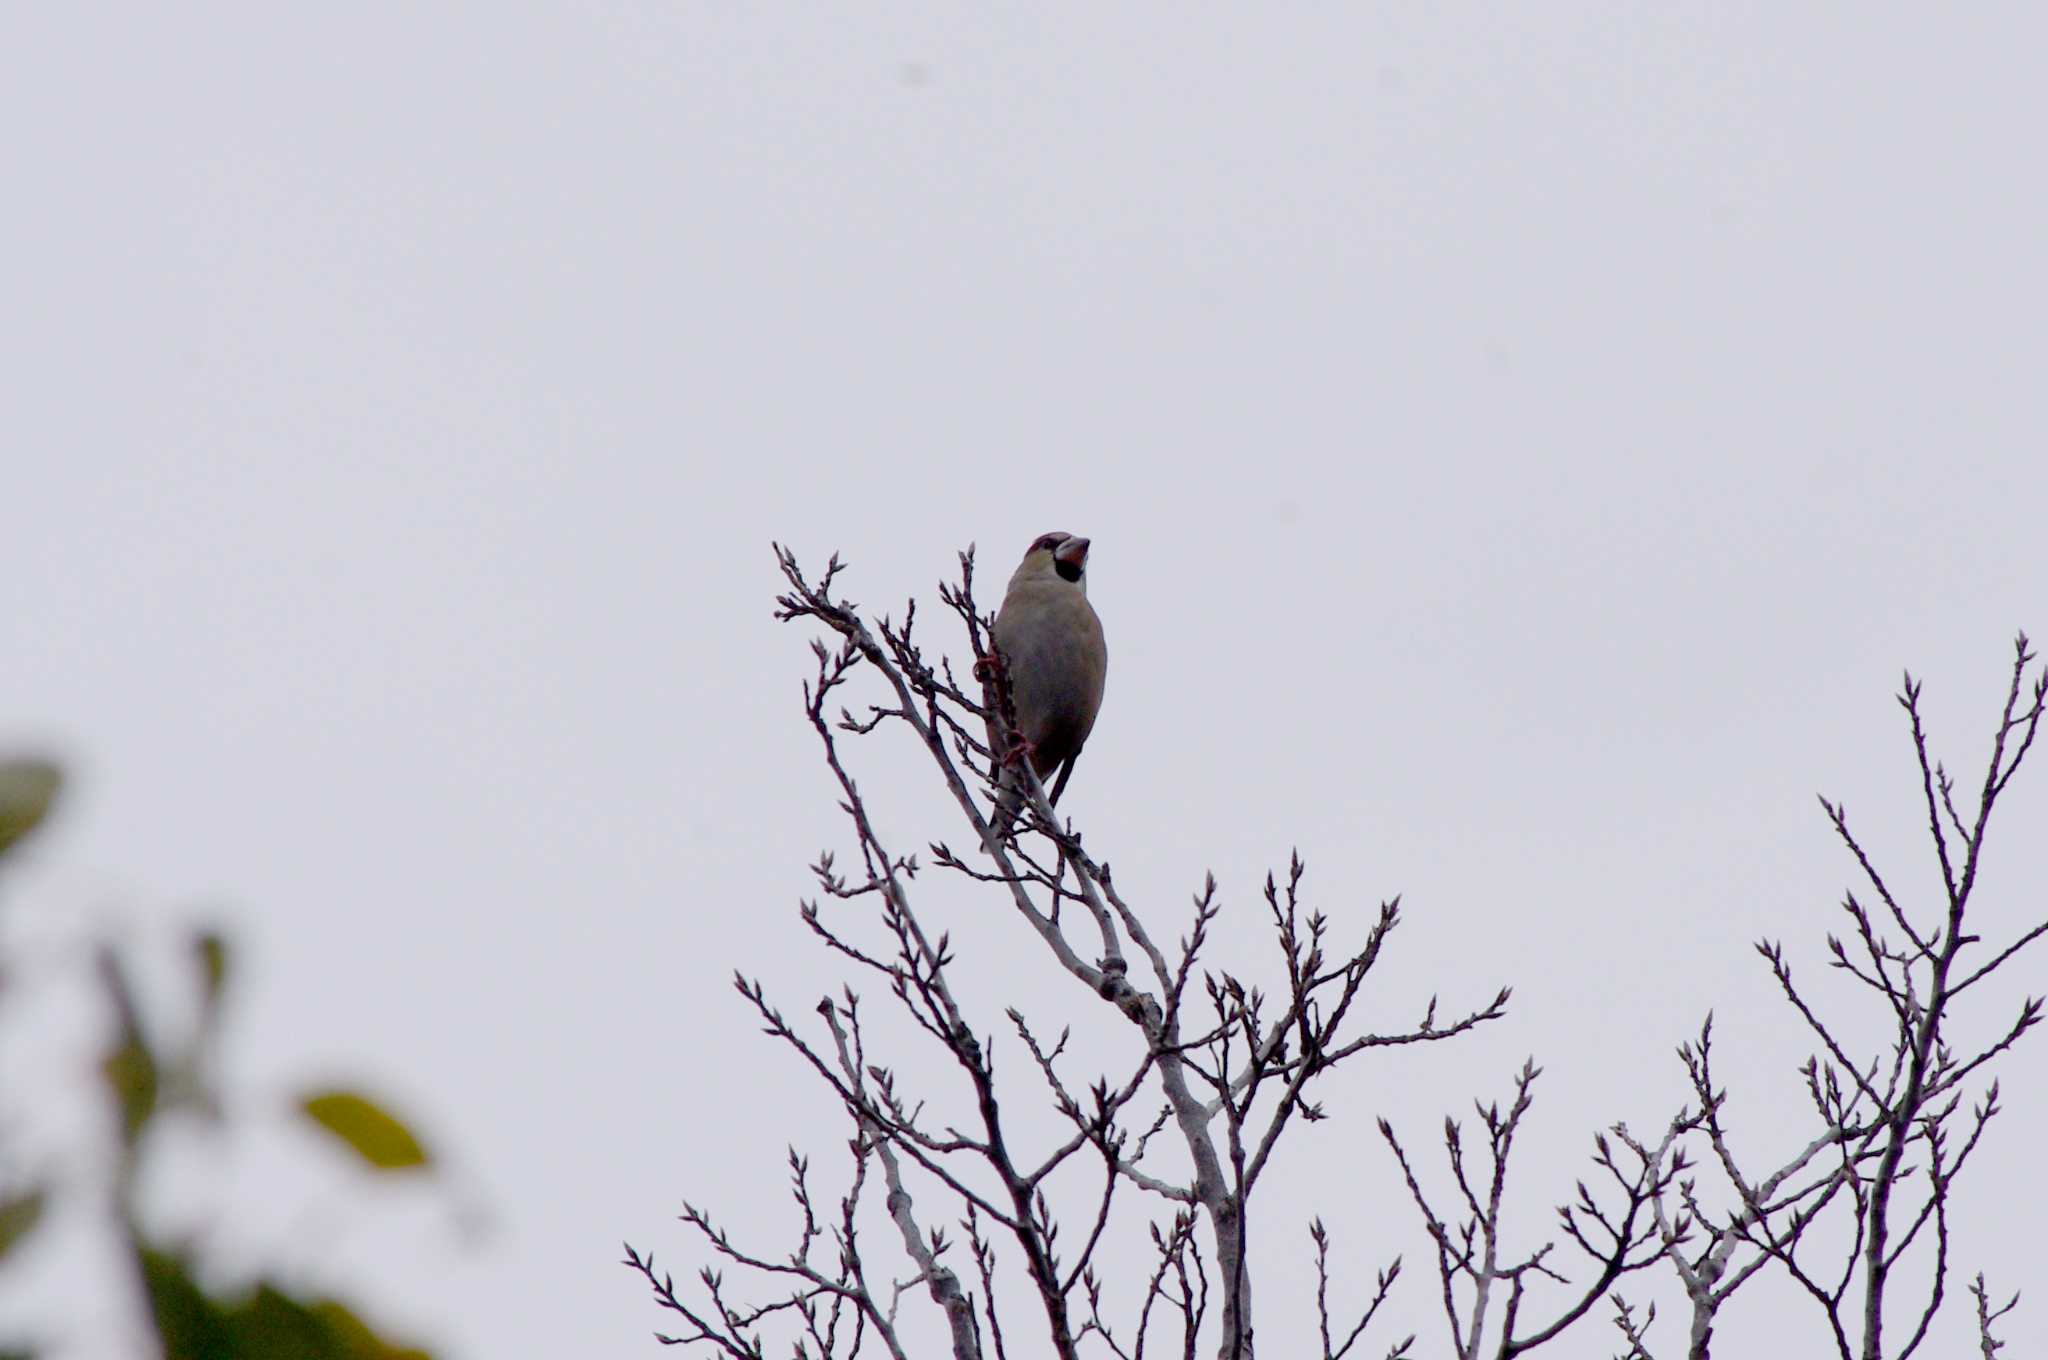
[987,531,1108,833]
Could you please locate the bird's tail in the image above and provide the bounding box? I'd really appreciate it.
[984,712,1019,842]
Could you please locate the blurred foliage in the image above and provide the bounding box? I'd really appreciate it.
[302,1093,432,1172]
[0,760,61,857]
[0,1192,45,1263]
[0,756,441,1360]
[142,1252,431,1360]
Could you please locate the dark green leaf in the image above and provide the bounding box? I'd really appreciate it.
[195,931,230,1007]
[102,1035,160,1147]
[97,949,160,1145]
[231,1285,434,1360]
[310,1298,435,1360]
[142,1247,234,1360]
[231,1285,343,1359]
[0,1188,46,1261]
[0,760,61,858]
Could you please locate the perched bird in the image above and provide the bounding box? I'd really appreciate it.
[988,531,1108,830]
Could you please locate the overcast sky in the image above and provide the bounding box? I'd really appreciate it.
[5,4,2047,1357]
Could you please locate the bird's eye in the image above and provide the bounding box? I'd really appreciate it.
[1036,535,1062,552]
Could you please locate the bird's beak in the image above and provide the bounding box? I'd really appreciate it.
[1053,536,1091,569]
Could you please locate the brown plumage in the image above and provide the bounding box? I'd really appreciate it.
[989,531,1108,830]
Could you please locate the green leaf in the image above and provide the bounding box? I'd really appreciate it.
[0,759,61,858]
[142,1247,235,1360]
[97,948,160,1145]
[0,1188,46,1262]
[232,1285,344,1360]
[229,1286,433,1360]
[309,1298,435,1360]
[102,1034,160,1148]
[141,1255,436,1360]
[195,931,230,1007]
[300,1091,430,1170]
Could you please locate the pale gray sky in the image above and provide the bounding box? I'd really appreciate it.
[4,4,2046,1357]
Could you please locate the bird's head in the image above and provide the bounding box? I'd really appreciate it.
[1014,531,1093,590]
